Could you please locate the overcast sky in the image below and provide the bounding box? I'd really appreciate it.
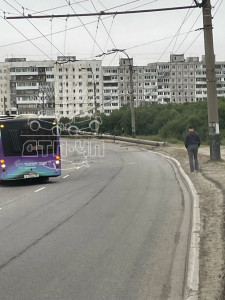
[0,0,224,66]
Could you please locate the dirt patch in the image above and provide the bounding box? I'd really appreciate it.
[154,145,225,300]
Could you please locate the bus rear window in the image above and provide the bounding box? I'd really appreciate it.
[1,119,58,157]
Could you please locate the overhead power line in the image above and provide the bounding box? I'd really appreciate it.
[4,0,66,59]
[6,5,198,19]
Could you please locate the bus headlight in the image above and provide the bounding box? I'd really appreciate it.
[1,164,6,168]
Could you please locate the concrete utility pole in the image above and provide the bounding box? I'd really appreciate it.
[128,59,136,138]
[93,78,98,132]
[108,49,136,138]
[197,0,221,160]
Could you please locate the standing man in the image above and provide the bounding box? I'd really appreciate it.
[185,126,201,172]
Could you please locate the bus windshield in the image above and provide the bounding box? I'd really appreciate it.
[1,118,58,157]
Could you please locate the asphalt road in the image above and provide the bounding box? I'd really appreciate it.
[0,140,192,300]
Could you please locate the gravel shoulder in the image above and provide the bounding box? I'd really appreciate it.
[154,144,225,300]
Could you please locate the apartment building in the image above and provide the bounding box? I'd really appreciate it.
[102,58,146,115]
[1,54,225,118]
[7,58,55,115]
[102,65,119,115]
[0,62,10,115]
[102,54,225,113]
[54,56,103,120]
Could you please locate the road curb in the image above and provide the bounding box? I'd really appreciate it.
[153,152,200,300]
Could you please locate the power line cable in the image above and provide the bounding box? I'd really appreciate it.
[127,0,159,11]
[156,0,199,62]
[91,15,100,55]
[125,29,200,51]
[171,5,193,53]
[0,15,111,48]
[174,10,202,53]
[103,0,154,12]
[183,29,203,55]
[2,16,53,61]
[213,0,224,16]
[92,27,201,63]
[50,19,53,59]
[65,0,104,53]
[70,0,92,13]
[103,15,116,52]
[96,0,107,10]
[12,0,89,16]
[4,0,66,58]
[0,8,20,16]
[89,0,117,51]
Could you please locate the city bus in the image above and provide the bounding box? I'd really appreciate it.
[0,114,61,181]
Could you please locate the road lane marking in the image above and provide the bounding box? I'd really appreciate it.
[63,175,69,179]
[34,187,46,193]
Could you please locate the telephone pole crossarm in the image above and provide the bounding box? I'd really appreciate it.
[6,6,198,20]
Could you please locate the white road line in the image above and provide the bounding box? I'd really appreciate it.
[34,187,46,193]
[63,175,69,179]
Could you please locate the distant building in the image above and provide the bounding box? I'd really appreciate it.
[0,62,10,115]
[54,57,103,120]
[8,58,55,115]
[0,54,225,118]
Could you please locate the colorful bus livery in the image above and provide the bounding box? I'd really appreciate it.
[0,115,61,180]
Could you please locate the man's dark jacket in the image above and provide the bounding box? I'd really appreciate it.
[185,131,201,149]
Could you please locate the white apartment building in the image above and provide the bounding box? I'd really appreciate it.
[102,66,120,115]
[0,62,10,115]
[54,57,103,120]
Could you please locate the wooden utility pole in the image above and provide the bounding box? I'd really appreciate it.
[200,0,221,160]
[129,61,136,138]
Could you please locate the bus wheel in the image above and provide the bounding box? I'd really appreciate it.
[38,177,49,183]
